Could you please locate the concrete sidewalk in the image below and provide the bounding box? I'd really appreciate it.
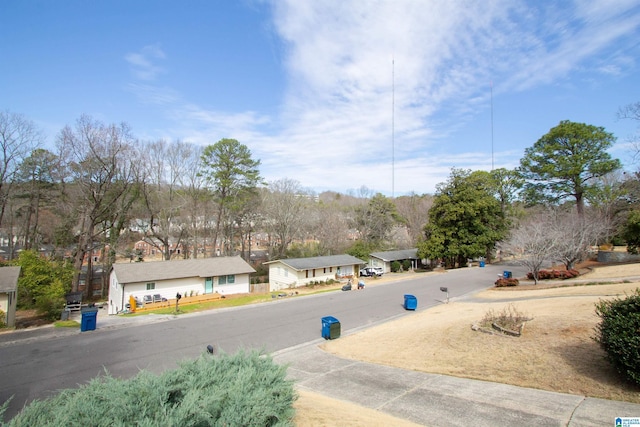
[273,341,640,427]
[3,311,639,426]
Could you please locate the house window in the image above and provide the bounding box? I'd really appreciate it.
[305,270,309,278]
[323,268,326,273]
[330,267,333,272]
[146,282,155,290]
[218,275,235,285]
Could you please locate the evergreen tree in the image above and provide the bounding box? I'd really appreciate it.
[419,169,508,268]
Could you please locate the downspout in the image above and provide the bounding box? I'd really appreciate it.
[120,283,125,315]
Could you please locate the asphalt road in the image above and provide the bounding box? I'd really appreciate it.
[0,263,525,422]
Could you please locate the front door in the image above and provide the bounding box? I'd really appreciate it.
[205,277,213,294]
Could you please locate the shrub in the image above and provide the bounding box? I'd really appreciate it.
[390,261,401,272]
[595,289,640,385]
[480,304,530,332]
[3,350,297,426]
[526,269,579,281]
[0,309,5,328]
[494,278,519,287]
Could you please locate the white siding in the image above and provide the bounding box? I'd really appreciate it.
[108,271,250,315]
[109,273,124,315]
[269,263,298,291]
[269,262,357,291]
[214,274,250,296]
[0,291,16,328]
[0,294,8,316]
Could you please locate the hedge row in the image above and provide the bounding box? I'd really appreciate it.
[526,269,580,281]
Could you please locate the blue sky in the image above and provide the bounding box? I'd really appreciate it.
[2,1,640,196]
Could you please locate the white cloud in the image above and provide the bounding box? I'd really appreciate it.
[125,44,167,81]
[259,1,640,193]
[128,1,640,194]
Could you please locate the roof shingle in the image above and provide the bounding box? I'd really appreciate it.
[265,254,365,271]
[370,249,418,262]
[112,256,255,284]
[0,266,21,292]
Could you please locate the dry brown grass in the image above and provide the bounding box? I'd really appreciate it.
[323,282,640,401]
[293,390,422,427]
[293,263,640,425]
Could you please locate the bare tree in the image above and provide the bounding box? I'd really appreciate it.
[234,191,262,261]
[585,170,627,245]
[136,139,191,260]
[0,111,42,234]
[394,193,432,246]
[550,208,605,270]
[618,101,640,162]
[262,178,310,259]
[310,202,351,255]
[501,210,558,284]
[178,143,207,259]
[57,115,137,294]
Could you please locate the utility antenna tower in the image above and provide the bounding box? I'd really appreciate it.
[491,81,494,170]
[392,58,395,198]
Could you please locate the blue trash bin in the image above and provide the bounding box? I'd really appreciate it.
[503,271,512,279]
[404,294,417,310]
[81,307,98,332]
[479,261,485,267]
[321,316,340,339]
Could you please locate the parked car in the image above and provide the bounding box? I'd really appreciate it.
[359,267,382,277]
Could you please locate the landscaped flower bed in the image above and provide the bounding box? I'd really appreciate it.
[527,269,580,281]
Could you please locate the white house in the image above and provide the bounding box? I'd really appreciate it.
[0,266,20,328]
[108,256,255,315]
[265,254,365,291]
[369,249,420,272]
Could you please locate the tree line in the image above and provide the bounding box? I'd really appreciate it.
[0,112,431,301]
[1,103,640,314]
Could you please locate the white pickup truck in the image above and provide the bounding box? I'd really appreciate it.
[359,267,383,277]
